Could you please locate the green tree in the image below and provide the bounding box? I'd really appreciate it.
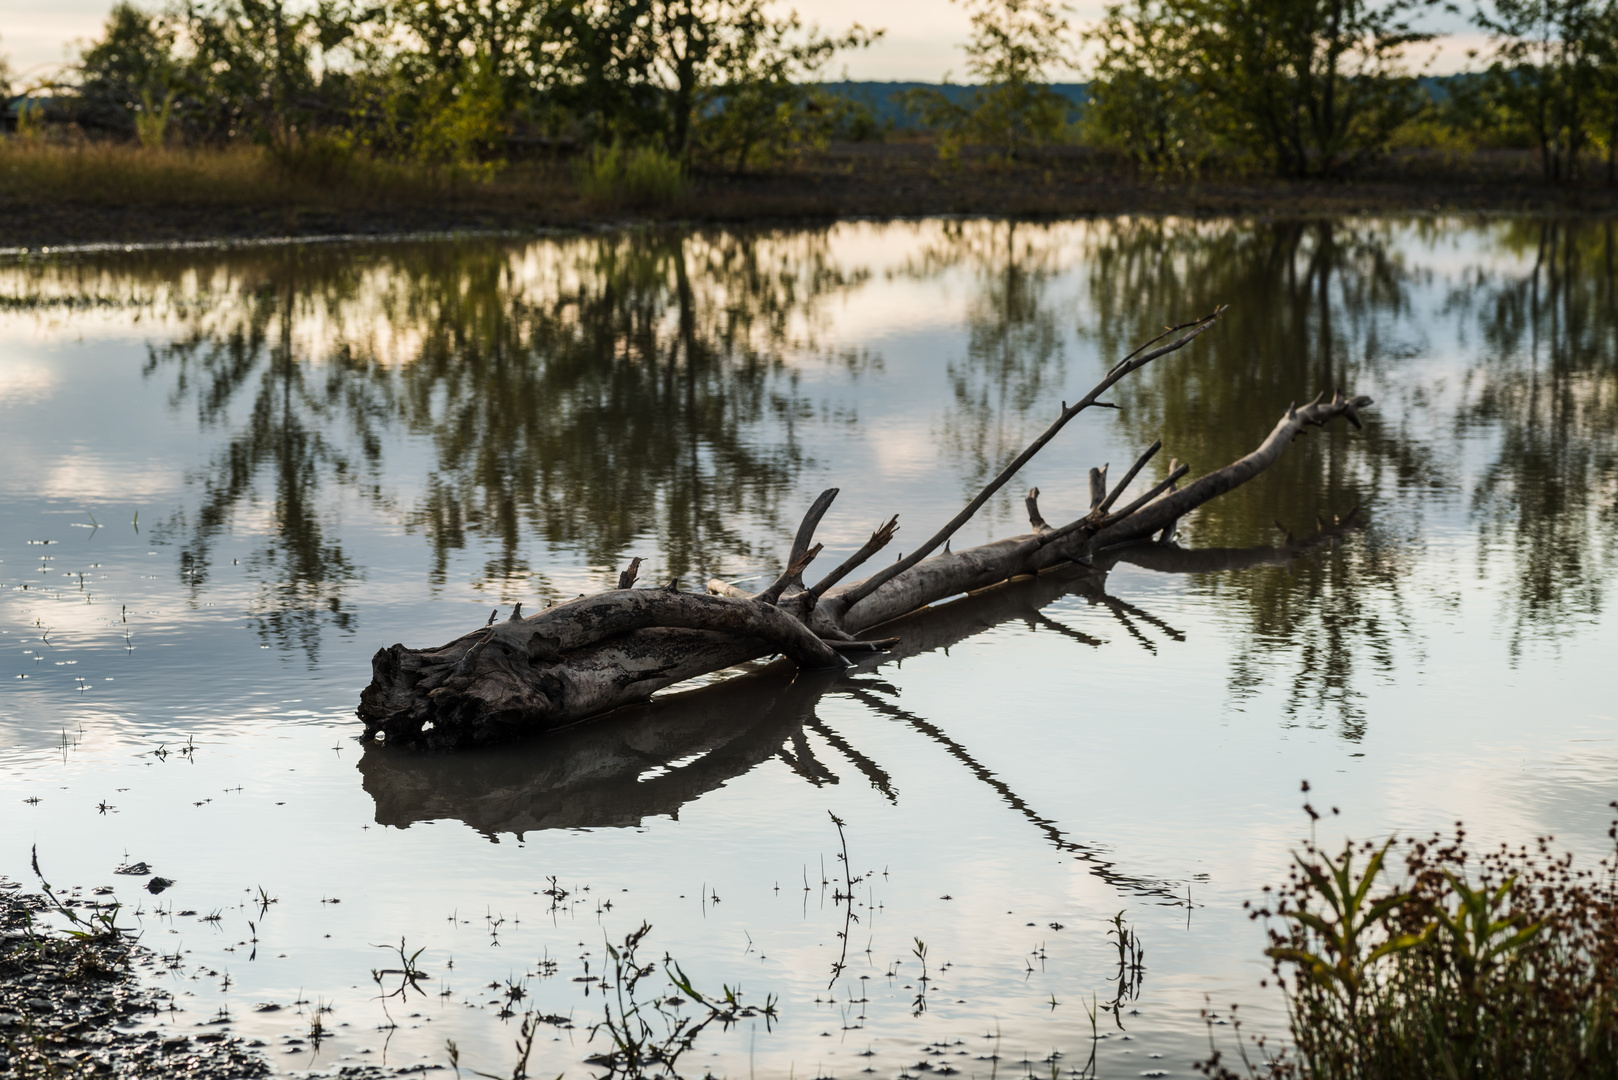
[1590,4,1618,182]
[76,4,181,138]
[0,35,14,108]
[1475,0,1608,180]
[1189,0,1434,176]
[75,0,359,146]
[1082,0,1212,173]
[545,0,877,164]
[379,0,552,136]
[182,0,357,144]
[906,0,1075,159]
[1084,0,1434,176]
[695,12,881,172]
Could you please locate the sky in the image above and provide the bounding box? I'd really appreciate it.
[3,0,1490,87]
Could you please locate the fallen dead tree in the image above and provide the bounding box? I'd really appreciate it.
[358,307,1373,749]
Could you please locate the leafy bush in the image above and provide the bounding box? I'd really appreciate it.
[133,88,176,148]
[1201,794,1618,1078]
[576,142,686,208]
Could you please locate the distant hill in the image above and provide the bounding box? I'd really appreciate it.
[816,77,1466,131]
[816,81,1090,129]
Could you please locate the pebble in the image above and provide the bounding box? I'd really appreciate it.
[0,889,269,1079]
[2,889,438,1078]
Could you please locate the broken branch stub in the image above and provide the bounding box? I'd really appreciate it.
[359,308,1376,751]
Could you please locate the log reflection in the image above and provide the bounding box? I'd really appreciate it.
[358,559,1217,901]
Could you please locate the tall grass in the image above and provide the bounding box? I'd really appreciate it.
[575,142,686,208]
[0,138,558,210]
[1202,794,1618,1079]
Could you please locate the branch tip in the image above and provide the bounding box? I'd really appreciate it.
[617,557,644,591]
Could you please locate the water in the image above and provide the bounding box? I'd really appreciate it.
[1,217,1614,1078]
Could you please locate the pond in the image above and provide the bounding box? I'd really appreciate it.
[1,217,1615,1079]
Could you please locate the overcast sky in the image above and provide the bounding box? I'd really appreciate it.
[4,0,1489,86]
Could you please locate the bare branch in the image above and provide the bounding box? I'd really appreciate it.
[759,543,824,605]
[1026,487,1052,533]
[1097,439,1162,514]
[1088,465,1109,510]
[617,557,644,590]
[836,308,1225,615]
[809,515,900,598]
[454,629,495,677]
[1039,463,1190,548]
[1081,392,1373,553]
[786,489,840,584]
[1157,458,1181,542]
[1099,463,1191,528]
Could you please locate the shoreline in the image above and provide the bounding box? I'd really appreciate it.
[0,884,272,1079]
[6,143,1618,251]
[0,885,434,1079]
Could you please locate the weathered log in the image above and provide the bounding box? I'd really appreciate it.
[357,557,1196,900]
[357,307,1377,750]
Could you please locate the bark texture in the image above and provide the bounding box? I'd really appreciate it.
[357,309,1375,750]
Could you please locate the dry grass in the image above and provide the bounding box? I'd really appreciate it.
[4,136,1617,250]
[0,138,571,210]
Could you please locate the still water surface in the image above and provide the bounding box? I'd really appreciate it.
[1,218,1615,1078]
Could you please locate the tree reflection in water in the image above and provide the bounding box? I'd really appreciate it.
[2,218,1611,727]
[1070,219,1427,738]
[898,222,1070,521]
[1451,220,1618,658]
[114,230,863,657]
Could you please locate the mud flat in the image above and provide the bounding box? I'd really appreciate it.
[0,884,273,1078]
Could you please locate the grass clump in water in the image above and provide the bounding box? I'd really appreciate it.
[1202,792,1618,1078]
[586,922,774,1077]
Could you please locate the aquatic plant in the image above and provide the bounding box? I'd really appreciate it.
[371,936,430,1025]
[1199,793,1618,1078]
[585,922,776,1078]
[26,846,129,944]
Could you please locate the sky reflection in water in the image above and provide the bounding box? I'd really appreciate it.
[0,218,1615,1078]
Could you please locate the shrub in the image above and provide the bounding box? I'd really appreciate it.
[575,142,686,208]
[1201,794,1618,1079]
[133,89,176,149]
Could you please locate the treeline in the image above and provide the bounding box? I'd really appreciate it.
[4,0,1618,184]
[1085,0,1618,181]
[2,0,883,179]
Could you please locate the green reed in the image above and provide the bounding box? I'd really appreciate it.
[584,922,776,1079]
[1200,794,1618,1079]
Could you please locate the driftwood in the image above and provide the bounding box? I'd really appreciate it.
[358,526,1362,890]
[357,561,1189,897]
[358,308,1374,750]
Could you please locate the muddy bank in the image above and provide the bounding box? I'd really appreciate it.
[1,883,435,1079]
[0,883,274,1078]
[5,143,1618,251]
